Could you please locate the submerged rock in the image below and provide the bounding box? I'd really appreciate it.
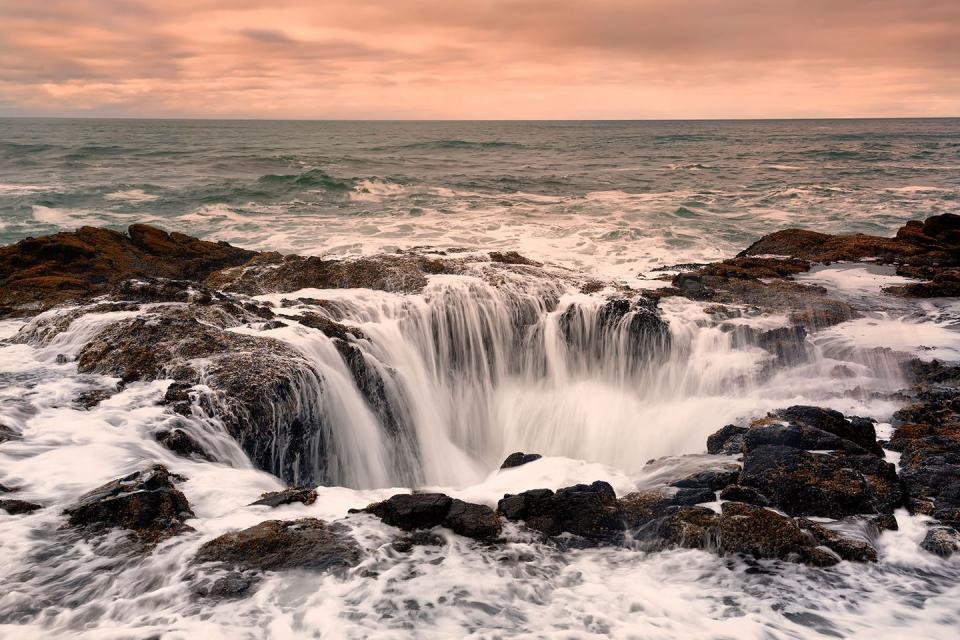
[194,518,362,572]
[0,499,42,515]
[361,493,501,541]
[63,464,194,542]
[498,481,624,539]
[250,487,318,508]
[500,452,543,469]
[154,428,211,461]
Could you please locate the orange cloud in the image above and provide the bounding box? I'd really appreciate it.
[0,0,958,118]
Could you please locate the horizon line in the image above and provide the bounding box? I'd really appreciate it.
[2,115,959,123]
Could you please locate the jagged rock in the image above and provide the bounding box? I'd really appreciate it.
[719,484,770,506]
[619,487,715,528]
[193,571,259,600]
[799,519,879,562]
[0,224,257,317]
[739,444,900,518]
[361,493,501,540]
[73,388,116,410]
[489,251,541,267]
[250,487,318,508]
[498,481,624,539]
[706,425,747,455]
[716,502,836,566]
[391,531,447,552]
[63,464,194,542]
[0,499,42,515]
[500,452,543,469]
[155,429,211,461]
[194,518,362,572]
[920,526,960,558]
[776,406,883,456]
[671,465,740,491]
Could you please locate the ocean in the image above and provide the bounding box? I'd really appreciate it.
[2,118,959,281]
[1,118,959,639]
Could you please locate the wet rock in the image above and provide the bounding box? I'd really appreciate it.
[500,452,543,469]
[920,526,960,558]
[671,465,740,491]
[489,251,541,266]
[706,425,747,455]
[391,530,447,552]
[716,502,835,566]
[294,312,366,341]
[739,444,900,518]
[362,493,501,541]
[194,571,260,600]
[250,487,318,508]
[719,484,770,506]
[742,422,873,456]
[0,499,42,515]
[0,424,20,444]
[776,406,883,456]
[498,481,624,539]
[261,319,287,330]
[73,388,116,410]
[637,506,719,550]
[619,487,715,528]
[194,518,362,572]
[558,297,671,367]
[155,429,211,461]
[443,499,502,540]
[63,464,194,542]
[799,519,879,562]
[0,224,257,317]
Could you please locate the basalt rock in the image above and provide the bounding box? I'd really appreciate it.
[500,452,543,469]
[489,251,542,267]
[706,425,747,455]
[361,493,501,541]
[558,297,671,366]
[920,526,960,558]
[719,484,770,506]
[671,465,740,491]
[776,406,883,456]
[619,487,716,528]
[715,502,836,566]
[194,518,362,572]
[798,519,879,562]
[498,481,624,539]
[0,499,43,515]
[155,428,211,461]
[63,464,194,542]
[0,224,257,317]
[250,487,318,508]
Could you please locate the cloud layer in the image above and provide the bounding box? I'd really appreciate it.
[1,0,958,118]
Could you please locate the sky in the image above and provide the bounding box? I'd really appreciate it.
[1,0,958,119]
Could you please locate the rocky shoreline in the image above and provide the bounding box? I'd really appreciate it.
[1,215,959,600]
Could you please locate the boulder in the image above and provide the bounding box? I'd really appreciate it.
[637,506,719,550]
[920,526,960,558]
[619,487,715,528]
[798,519,879,562]
[361,493,501,541]
[155,428,211,461]
[498,481,624,539]
[719,484,770,506]
[250,487,318,508]
[671,465,740,491]
[776,406,883,456]
[63,464,194,542]
[716,502,836,566]
[194,518,362,572]
[500,452,543,469]
[706,425,747,455]
[0,499,42,515]
[739,445,900,518]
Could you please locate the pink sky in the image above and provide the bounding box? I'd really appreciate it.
[1,0,958,119]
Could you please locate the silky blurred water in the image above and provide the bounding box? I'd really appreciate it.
[2,118,959,279]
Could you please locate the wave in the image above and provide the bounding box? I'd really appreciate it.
[376,140,525,151]
[257,168,354,191]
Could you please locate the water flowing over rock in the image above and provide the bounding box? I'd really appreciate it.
[0,499,42,515]
[63,464,194,543]
[194,518,362,572]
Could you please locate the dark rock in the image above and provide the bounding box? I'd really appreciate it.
[799,519,879,562]
[391,531,447,552]
[742,422,872,456]
[63,464,194,542]
[194,518,362,572]
[739,445,900,518]
[155,429,211,461]
[74,388,116,409]
[250,487,318,508]
[195,571,260,599]
[719,485,770,506]
[619,488,715,528]
[362,493,501,541]
[0,424,20,444]
[500,452,543,469]
[920,526,960,558]
[489,251,541,266]
[261,320,287,330]
[776,406,883,456]
[637,506,719,550]
[443,499,502,540]
[558,297,671,369]
[0,224,257,317]
[0,499,42,515]
[706,424,747,455]
[498,481,624,538]
[671,466,740,491]
[716,502,835,565]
